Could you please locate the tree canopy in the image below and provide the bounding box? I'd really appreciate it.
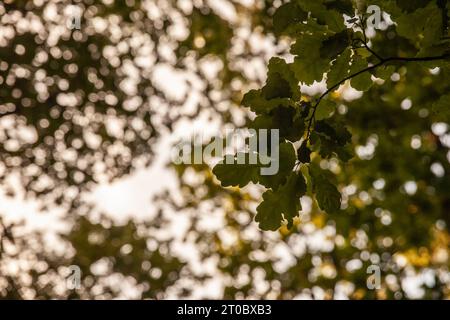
[0,0,449,300]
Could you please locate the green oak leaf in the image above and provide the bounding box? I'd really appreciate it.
[213,142,296,190]
[291,35,330,85]
[273,2,308,35]
[264,57,301,101]
[314,120,353,161]
[317,135,353,161]
[310,166,341,213]
[262,72,293,100]
[315,120,352,146]
[271,106,305,141]
[350,56,373,91]
[374,65,396,80]
[243,58,299,114]
[242,89,292,115]
[334,144,354,162]
[396,2,443,48]
[259,141,297,189]
[315,99,336,120]
[292,57,329,85]
[320,30,350,60]
[317,135,336,158]
[289,16,333,35]
[255,172,307,231]
[332,122,352,146]
[297,0,346,32]
[212,154,261,188]
[249,114,273,130]
[250,106,305,142]
[315,121,337,139]
[327,48,352,89]
[297,141,311,163]
[417,40,450,60]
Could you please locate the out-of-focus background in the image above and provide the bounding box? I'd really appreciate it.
[0,0,449,299]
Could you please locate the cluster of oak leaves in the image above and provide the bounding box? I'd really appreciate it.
[0,0,449,299]
[213,0,450,231]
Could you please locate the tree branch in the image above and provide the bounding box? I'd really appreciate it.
[305,53,450,141]
[361,41,384,61]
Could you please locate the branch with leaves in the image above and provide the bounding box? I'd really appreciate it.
[213,0,450,231]
[306,54,450,143]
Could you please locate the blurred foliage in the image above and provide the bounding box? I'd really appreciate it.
[0,0,449,300]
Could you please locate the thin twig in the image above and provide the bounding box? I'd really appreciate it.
[363,42,384,61]
[305,53,450,141]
